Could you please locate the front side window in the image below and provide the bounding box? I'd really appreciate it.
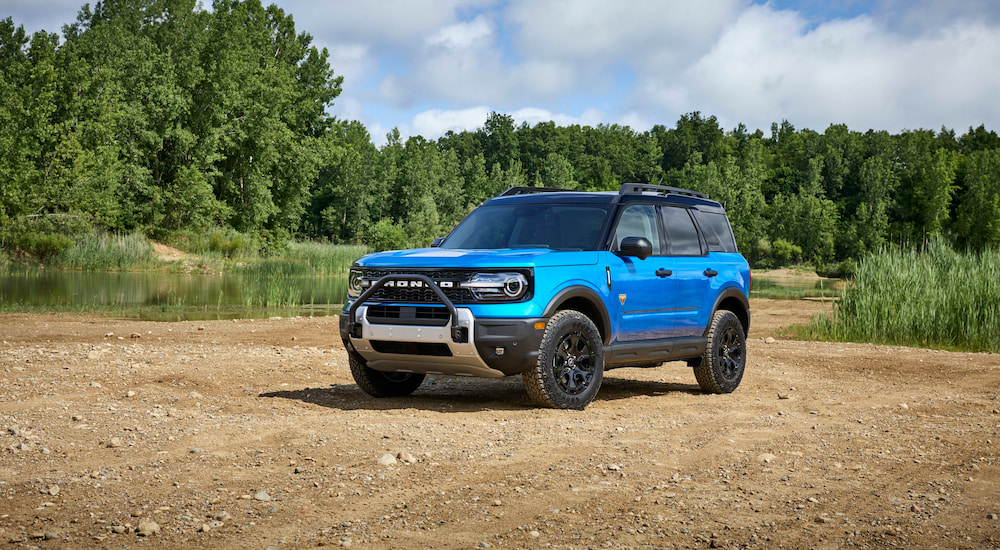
[662,207,703,256]
[612,204,663,255]
[443,204,611,250]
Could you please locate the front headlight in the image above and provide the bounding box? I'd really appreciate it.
[347,268,364,299]
[460,272,529,301]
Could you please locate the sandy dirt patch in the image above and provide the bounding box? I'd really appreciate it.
[1,299,998,548]
[151,242,190,261]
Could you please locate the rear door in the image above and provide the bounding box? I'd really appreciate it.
[660,206,712,337]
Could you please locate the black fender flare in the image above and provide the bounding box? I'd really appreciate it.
[541,285,613,345]
[706,286,751,336]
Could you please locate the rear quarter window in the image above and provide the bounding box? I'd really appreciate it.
[694,211,738,253]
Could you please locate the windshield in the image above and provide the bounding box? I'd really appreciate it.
[442,203,611,251]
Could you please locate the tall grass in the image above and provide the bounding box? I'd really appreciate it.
[240,260,307,307]
[55,232,161,271]
[284,242,369,275]
[804,240,1000,352]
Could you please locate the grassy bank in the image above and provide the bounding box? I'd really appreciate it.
[56,232,162,271]
[801,241,1000,352]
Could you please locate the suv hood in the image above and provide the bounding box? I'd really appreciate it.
[354,248,600,269]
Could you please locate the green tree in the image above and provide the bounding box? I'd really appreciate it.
[954,149,1000,249]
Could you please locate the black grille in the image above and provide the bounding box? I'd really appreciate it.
[367,305,451,326]
[361,269,476,303]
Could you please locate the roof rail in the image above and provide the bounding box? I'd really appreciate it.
[618,182,707,199]
[498,186,576,197]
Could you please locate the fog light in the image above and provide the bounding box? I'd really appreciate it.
[494,347,505,356]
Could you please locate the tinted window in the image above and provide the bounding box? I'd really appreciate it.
[693,211,738,253]
[443,204,611,250]
[662,207,703,256]
[612,205,663,255]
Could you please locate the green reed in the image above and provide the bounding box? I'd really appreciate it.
[240,260,308,307]
[283,242,369,275]
[803,240,1000,352]
[55,232,160,271]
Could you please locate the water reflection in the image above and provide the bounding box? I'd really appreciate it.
[0,267,348,321]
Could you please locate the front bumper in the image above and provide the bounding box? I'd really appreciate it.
[338,308,545,377]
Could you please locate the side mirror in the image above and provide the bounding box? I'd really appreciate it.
[430,237,445,248]
[619,236,652,260]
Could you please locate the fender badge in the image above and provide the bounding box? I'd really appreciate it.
[619,294,627,305]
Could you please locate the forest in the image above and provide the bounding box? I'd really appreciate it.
[3,0,1000,274]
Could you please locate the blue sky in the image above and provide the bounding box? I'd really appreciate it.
[4,0,1000,145]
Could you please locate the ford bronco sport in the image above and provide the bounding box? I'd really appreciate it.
[339,183,751,409]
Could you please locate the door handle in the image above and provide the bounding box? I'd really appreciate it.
[704,268,718,277]
[656,269,672,277]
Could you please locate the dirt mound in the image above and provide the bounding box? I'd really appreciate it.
[151,242,190,261]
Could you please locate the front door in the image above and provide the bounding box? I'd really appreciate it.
[607,204,675,342]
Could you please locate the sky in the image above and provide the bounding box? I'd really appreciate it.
[4,0,1000,145]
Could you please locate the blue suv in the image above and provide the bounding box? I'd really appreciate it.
[340,183,751,409]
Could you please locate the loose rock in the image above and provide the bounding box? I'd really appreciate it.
[378,453,397,466]
[254,491,271,502]
[107,437,123,448]
[397,451,417,464]
[137,520,160,537]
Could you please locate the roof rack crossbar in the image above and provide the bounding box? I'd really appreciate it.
[618,183,707,199]
[499,186,575,197]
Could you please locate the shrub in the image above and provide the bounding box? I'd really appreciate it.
[367,219,409,252]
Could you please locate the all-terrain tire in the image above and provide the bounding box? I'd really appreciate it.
[522,310,605,409]
[694,310,746,393]
[349,353,425,397]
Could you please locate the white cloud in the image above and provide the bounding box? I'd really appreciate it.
[409,106,493,138]
[274,0,495,46]
[326,44,373,88]
[427,15,493,50]
[506,0,743,71]
[635,4,1000,133]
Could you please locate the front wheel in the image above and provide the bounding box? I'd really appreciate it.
[349,353,425,397]
[522,310,605,409]
[693,310,746,393]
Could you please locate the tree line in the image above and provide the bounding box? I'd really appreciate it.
[3,1,1000,272]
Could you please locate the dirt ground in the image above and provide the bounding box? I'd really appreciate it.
[1,299,998,549]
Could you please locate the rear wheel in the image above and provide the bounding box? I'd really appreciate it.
[349,353,425,397]
[522,310,605,409]
[694,310,746,393]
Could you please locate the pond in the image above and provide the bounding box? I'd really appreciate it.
[0,267,349,321]
[1,267,841,321]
